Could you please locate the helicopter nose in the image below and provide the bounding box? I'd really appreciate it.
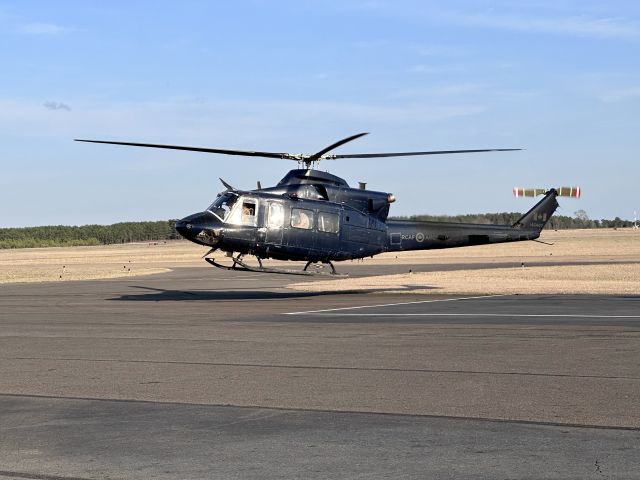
[175,211,221,246]
[174,219,190,238]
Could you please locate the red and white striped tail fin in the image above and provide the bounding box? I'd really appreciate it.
[513,187,581,198]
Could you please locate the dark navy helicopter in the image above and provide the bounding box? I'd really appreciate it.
[76,133,579,276]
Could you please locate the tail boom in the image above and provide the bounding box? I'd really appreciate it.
[385,220,537,252]
[386,188,565,252]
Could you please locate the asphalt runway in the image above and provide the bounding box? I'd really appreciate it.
[1,264,639,479]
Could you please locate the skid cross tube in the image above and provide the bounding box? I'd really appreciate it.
[205,254,346,277]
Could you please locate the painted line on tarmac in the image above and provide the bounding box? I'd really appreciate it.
[0,470,94,480]
[294,313,640,318]
[1,392,638,431]
[4,356,640,380]
[284,294,510,315]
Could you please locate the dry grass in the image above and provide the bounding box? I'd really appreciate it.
[1,229,639,292]
[290,228,640,295]
[0,241,204,284]
[289,264,640,295]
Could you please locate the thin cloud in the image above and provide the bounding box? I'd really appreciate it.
[412,44,468,57]
[440,10,640,39]
[19,22,69,35]
[311,72,332,80]
[351,39,390,49]
[599,86,640,102]
[338,2,640,40]
[0,97,487,142]
[390,83,487,99]
[408,64,465,74]
[43,101,71,111]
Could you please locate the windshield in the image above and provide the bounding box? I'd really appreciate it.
[207,192,238,221]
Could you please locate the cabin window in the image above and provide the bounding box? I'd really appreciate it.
[241,201,257,226]
[267,202,284,228]
[318,211,339,234]
[290,208,313,230]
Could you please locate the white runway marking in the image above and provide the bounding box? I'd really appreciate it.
[296,313,640,318]
[284,294,510,315]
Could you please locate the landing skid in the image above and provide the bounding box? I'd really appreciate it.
[204,254,347,277]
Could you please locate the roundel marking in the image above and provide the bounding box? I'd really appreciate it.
[416,232,425,242]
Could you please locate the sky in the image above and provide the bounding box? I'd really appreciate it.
[1,0,639,227]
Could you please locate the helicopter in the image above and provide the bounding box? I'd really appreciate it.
[75,133,580,276]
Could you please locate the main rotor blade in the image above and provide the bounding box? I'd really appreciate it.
[306,132,369,163]
[327,148,522,159]
[74,139,290,159]
[75,138,521,163]
[219,178,236,191]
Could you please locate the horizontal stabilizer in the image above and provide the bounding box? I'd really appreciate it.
[513,187,581,198]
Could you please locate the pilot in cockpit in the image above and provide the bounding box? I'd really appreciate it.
[241,202,256,223]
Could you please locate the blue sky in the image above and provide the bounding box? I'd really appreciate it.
[1,1,639,226]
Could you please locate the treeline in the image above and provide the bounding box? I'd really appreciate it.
[1,214,636,250]
[0,221,180,249]
[392,213,635,230]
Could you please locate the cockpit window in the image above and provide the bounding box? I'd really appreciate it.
[207,192,238,221]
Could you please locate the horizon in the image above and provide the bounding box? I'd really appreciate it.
[1,211,633,231]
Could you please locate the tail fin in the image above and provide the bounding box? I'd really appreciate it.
[512,186,581,231]
[512,189,561,231]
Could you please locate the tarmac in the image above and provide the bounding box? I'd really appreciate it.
[1,263,639,479]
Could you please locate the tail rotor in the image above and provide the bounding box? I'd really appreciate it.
[513,187,581,198]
